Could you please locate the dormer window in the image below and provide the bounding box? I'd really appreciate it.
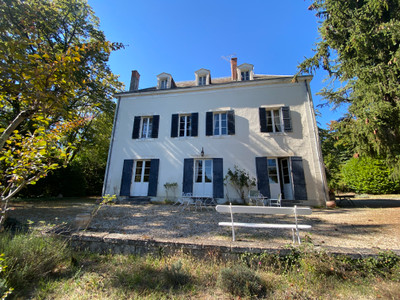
[157,73,175,90]
[160,79,168,89]
[195,69,211,86]
[237,63,254,81]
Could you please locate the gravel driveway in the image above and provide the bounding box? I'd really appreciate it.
[9,198,400,254]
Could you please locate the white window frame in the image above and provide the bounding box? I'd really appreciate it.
[198,76,207,86]
[213,112,228,136]
[241,70,250,81]
[160,79,168,89]
[140,116,153,138]
[194,69,211,86]
[179,114,192,137]
[265,109,283,133]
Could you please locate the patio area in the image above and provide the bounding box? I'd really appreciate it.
[9,197,400,255]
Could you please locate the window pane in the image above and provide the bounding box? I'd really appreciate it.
[204,160,212,182]
[221,113,227,135]
[214,114,220,135]
[141,117,153,138]
[179,116,185,137]
[134,161,143,182]
[143,161,150,182]
[267,159,278,183]
[266,111,273,132]
[186,115,191,136]
[195,160,203,183]
[274,110,281,132]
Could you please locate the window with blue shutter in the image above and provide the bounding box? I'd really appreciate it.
[206,110,235,136]
[259,106,292,133]
[291,156,307,200]
[171,113,199,138]
[120,159,134,196]
[213,158,224,198]
[148,159,160,196]
[132,115,160,139]
[255,157,271,197]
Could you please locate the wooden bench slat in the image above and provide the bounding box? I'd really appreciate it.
[219,222,312,229]
[215,205,312,215]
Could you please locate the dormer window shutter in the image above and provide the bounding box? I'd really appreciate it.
[132,116,141,139]
[151,115,160,138]
[282,106,292,132]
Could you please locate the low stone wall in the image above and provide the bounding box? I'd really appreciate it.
[69,232,397,259]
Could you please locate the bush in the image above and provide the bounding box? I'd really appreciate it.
[217,264,267,298]
[162,260,191,288]
[0,231,71,295]
[341,157,400,194]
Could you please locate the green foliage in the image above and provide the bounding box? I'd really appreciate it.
[0,231,71,296]
[0,0,122,207]
[299,0,400,177]
[224,165,256,200]
[342,157,400,194]
[0,254,12,299]
[217,264,267,298]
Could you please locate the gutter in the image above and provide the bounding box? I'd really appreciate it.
[102,96,121,196]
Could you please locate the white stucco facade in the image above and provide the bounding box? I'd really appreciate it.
[103,73,328,207]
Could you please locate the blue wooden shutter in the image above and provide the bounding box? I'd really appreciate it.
[259,108,267,132]
[255,157,270,197]
[291,156,307,200]
[151,115,160,138]
[282,106,292,132]
[191,112,198,137]
[132,116,141,139]
[148,159,160,197]
[206,112,213,136]
[227,110,235,135]
[120,159,133,196]
[183,158,194,194]
[213,158,224,198]
[171,114,179,137]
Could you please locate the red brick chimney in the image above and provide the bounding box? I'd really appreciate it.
[129,70,140,91]
[230,58,237,81]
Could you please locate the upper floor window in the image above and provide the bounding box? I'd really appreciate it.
[132,115,160,139]
[206,110,235,136]
[171,113,198,138]
[259,106,292,133]
[179,115,192,137]
[237,63,254,81]
[194,68,211,86]
[213,112,228,135]
[141,116,153,138]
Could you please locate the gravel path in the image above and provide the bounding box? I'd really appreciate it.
[9,199,400,253]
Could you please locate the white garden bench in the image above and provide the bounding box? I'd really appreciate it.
[216,204,312,244]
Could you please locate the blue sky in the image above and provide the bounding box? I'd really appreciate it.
[88,0,347,128]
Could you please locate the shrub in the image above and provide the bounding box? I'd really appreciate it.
[0,231,71,295]
[217,264,267,298]
[224,165,256,201]
[162,260,191,288]
[341,157,400,194]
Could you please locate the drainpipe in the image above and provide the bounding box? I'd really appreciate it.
[102,96,122,196]
[304,80,329,205]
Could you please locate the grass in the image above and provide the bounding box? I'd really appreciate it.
[0,231,399,299]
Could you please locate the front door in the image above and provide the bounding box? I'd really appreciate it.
[267,158,281,199]
[193,159,213,197]
[131,160,150,196]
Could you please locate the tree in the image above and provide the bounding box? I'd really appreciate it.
[298,0,400,176]
[0,0,122,228]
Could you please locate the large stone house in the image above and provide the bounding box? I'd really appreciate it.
[103,58,328,206]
